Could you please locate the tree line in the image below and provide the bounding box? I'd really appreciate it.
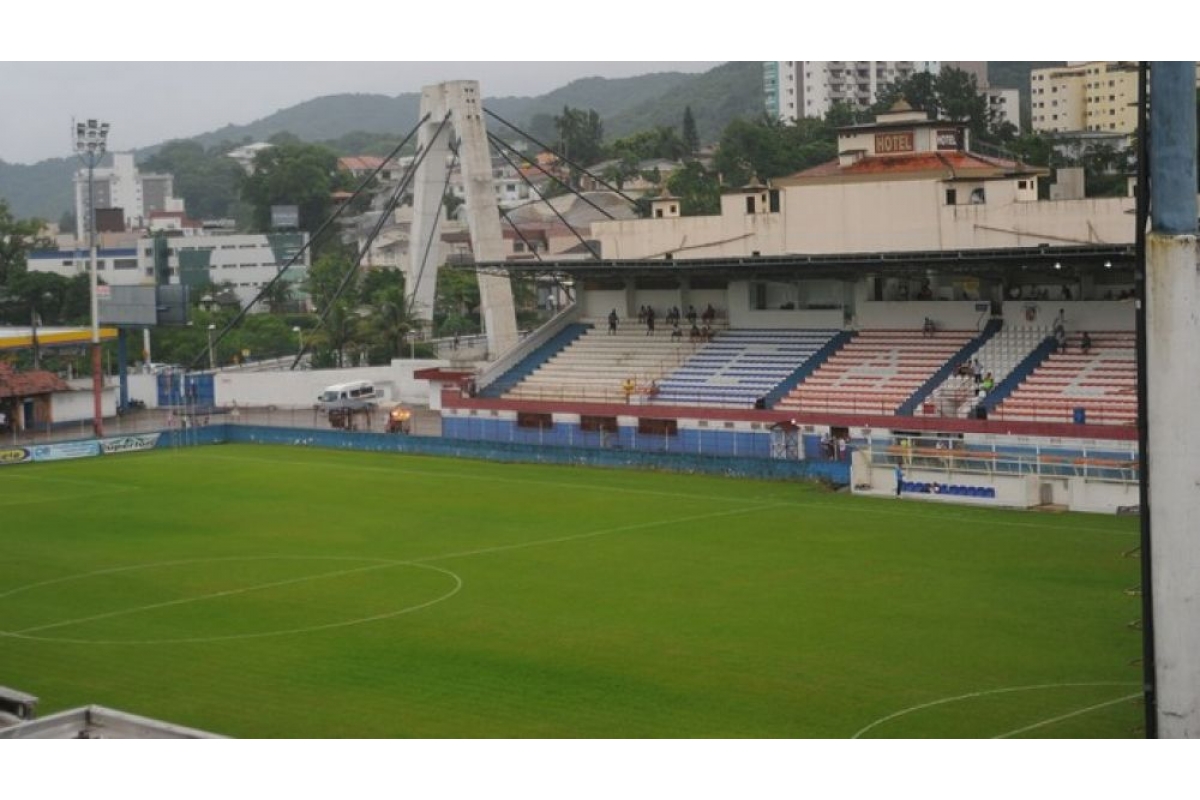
[0,66,1152,374]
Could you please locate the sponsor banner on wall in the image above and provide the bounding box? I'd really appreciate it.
[100,433,162,455]
[30,441,101,463]
[0,447,32,467]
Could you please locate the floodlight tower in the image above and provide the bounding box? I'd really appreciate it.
[74,118,110,438]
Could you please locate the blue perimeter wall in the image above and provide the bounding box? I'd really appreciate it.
[155,424,853,485]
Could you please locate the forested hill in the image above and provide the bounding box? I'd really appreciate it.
[1,64,749,221]
[2,61,1055,223]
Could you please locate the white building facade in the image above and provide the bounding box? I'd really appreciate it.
[73,152,180,239]
[769,61,940,123]
[592,104,1135,262]
[27,232,310,312]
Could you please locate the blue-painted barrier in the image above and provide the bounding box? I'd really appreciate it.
[217,424,851,484]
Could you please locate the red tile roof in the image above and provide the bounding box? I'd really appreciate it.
[0,364,70,398]
[338,156,388,173]
[779,151,1046,185]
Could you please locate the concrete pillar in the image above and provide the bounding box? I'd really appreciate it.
[409,81,518,359]
[1147,61,1200,738]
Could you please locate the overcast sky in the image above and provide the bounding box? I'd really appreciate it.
[0,62,724,166]
[0,2,1178,166]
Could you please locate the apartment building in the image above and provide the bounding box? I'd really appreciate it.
[27,231,310,312]
[768,61,941,123]
[1031,62,1145,134]
[73,152,180,239]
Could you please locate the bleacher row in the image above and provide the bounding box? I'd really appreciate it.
[490,319,1138,425]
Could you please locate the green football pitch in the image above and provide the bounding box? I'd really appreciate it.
[0,444,1144,738]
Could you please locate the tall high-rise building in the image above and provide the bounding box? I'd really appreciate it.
[767,61,941,123]
[73,152,180,239]
[1030,61,1144,134]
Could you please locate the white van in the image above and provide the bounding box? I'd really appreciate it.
[318,381,378,406]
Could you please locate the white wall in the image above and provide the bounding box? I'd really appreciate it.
[856,300,989,331]
[584,290,627,320]
[593,173,1135,263]
[726,282,844,328]
[591,212,785,261]
[1000,300,1134,331]
[124,362,444,409]
[854,461,1137,514]
[51,385,117,424]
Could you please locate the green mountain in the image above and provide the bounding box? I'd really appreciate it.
[2,65,756,223]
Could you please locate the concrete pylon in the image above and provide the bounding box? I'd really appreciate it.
[408,81,518,358]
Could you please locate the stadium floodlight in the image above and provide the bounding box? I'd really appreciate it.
[73,117,110,438]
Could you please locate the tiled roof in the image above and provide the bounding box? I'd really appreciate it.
[338,156,388,173]
[780,151,1046,184]
[0,364,70,398]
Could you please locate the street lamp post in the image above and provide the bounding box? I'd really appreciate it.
[207,324,217,371]
[74,118,110,438]
[292,326,303,359]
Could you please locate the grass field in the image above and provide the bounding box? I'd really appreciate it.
[0,443,1144,738]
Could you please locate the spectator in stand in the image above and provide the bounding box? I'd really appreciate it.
[686,305,698,326]
[917,282,933,300]
[702,303,716,325]
[608,309,619,335]
[670,318,683,340]
[923,317,936,337]
[689,322,703,343]
[1081,331,1093,355]
[645,306,656,336]
[981,372,995,392]
[637,305,647,325]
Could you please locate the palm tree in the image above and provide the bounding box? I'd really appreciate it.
[365,284,415,360]
[309,299,360,368]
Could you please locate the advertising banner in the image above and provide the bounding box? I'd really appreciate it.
[30,441,101,462]
[0,447,32,467]
[100,433,162,455]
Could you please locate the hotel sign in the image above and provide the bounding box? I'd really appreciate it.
[875,131,914,154]
[937,129,961,150]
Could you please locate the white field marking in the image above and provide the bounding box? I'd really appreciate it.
[409,502,789,564]
[992,692,1141,739]
[12,561,407,635]
[0,486,139,509]
[187,450,1135,537]
[0,556,461,645]
[850,682,1140,739]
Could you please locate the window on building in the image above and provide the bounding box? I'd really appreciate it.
[745,196,756,214]
[769,190,780,213]
[513,241,525,253]
[114,258,137,270]
[61,260,73,267]
[670,205,677,214]
[945,189,957,205]
[655,208,664,218]
[970,188,986,204]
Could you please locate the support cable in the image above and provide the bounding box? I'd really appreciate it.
[186,113,430,371]
[288,112,454,371]
[482,107,642,208]
[488,134,600,259]
[486,131,616,221]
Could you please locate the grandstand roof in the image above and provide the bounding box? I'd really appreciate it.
[476,243,1136,283]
